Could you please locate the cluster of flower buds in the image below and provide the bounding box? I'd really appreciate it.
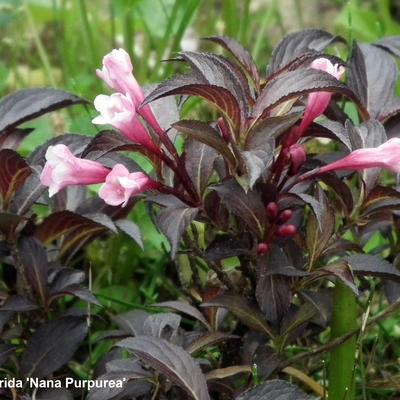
[40,49,163,206]
[257,202,297,255]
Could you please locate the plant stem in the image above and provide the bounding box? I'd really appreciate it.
[328,282,357,400]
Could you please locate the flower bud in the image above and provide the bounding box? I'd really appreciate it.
[278,209,293,224]
[266,202,278,221]
[277,224,297,237]
[288,144,306,174]
[257,243,269,255]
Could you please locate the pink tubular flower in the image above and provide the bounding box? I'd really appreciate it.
[40,144,109,197]
[99,164,157,207]
[96,49,144,107]
[302,138,400,180]
[96,49,163,136]
[92,93,158,151]
[298,58,345,134]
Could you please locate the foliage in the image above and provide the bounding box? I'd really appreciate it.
[1,25,400,399]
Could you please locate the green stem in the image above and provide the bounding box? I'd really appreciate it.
[328,282,357,400]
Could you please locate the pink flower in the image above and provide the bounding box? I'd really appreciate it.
[98,164,157,206]
[302,138,400,179]
[92,93,157,151]
[298,58,345,134]
[40,144,109,197]
[96,49,163,136]
[96,49,144,107]
[321,138,400,173]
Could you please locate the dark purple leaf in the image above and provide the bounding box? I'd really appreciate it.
[49,267,85,292]
[114,219,143,249]
[236,379,316,400]
[86,371,152,400]
[201,294,273,337]
[154,300,211,330]
[205,36,259,85]
[0,149,31,205]
[185,332,239,354]
[204,234,252,262]
[384,281,400,304]
[144,73,242,128]
[358,44,398,119]
[51,285,101,306]
[21,316,88,378]
[213,181,266,237]
[185,137,218,196]
[307,119,352,151]
[1,295,38,312]
[173,120,236,167]
[35,389,73,400]
[0,128,33,150]
[117,336,211,400]
[35,211,111,245]
[113,310,150,336]
[345,254,400,282]
[178,51,249,113]
[245,114,300,150]
[347,41,368,111]
[81,130,144,160]
[157,205,199,257]
[143,313,181,343]
[241,150,273,189]
[0,343,16,367]
[267,29,344,77]
[374,36,400,57]
[18,237,48,306]
[254,69,368,121]
[10,167,46,215]
[0,88,85,133]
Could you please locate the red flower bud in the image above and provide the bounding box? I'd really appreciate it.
[266,202,278,221]
[278,209,293,223]
[288,144,306,174]
[277,224,297,237]
[257,243,269,255]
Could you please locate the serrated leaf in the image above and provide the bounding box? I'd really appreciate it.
[21,316,88,378]
[185,138,217,196]
[205,36,259,85]
[143,313,181,342]
[254,69,368,121]
[117,336,210,400]
[0,88,85,133]
[173,120,236,168]
[144,73,242,128]
[201,294,273,337]
[236,379,317,400]
[157,205,199,257]
[267,29,343,77]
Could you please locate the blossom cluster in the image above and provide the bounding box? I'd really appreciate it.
[40,49,160,206]
[40,48,400,208]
